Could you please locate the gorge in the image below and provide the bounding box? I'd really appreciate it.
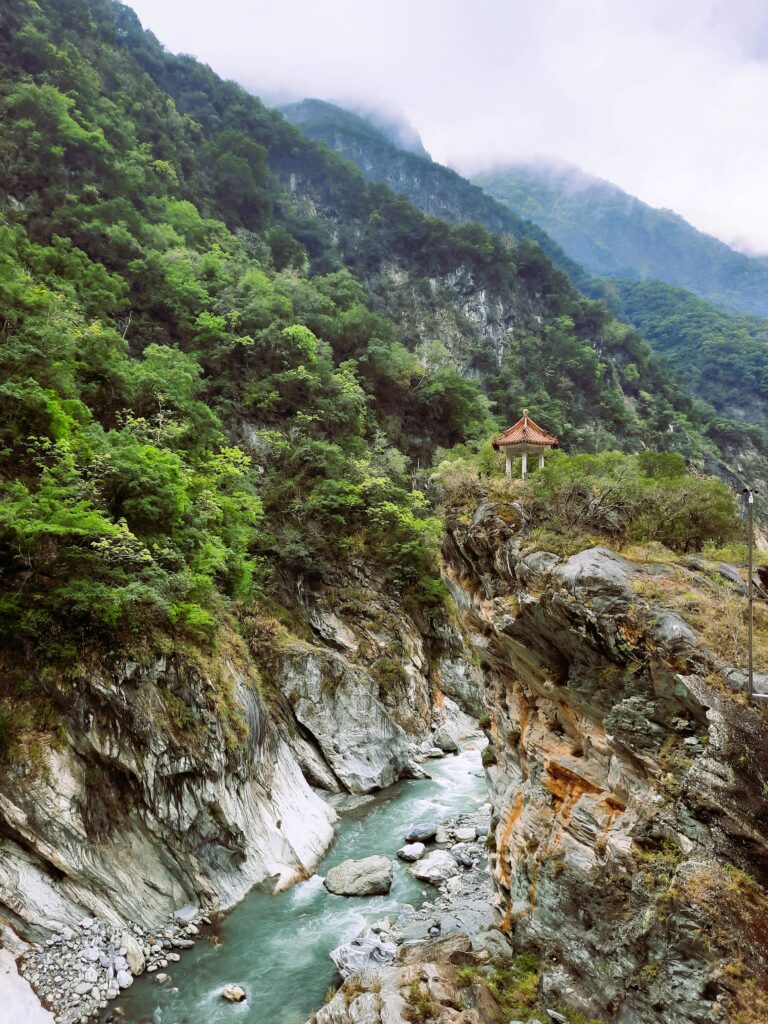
[1,3,768,1023]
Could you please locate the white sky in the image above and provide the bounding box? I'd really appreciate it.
[125,0,768,254]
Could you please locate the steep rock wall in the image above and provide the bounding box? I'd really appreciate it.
[0,651,336,938]
[443,500,768,1024]
[0,565,482,1018]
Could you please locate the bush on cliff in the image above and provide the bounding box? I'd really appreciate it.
[525,450,741,552]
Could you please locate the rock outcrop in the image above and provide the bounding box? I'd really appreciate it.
[410,850,459,886]
[442,498,768,1024]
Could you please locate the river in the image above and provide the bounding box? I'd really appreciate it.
[110,740,488,1024]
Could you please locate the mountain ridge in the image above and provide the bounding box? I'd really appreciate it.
[474,159,768,318]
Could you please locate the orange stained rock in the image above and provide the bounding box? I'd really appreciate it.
[543,758,602,817]
[496,791,524,888]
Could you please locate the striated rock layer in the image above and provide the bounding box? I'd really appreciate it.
[443,499,768,1024]
[0,566,482,1019]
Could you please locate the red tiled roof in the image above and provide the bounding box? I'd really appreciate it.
[493,410,558,448]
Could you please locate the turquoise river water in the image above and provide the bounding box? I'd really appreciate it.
[109,741,487,1024]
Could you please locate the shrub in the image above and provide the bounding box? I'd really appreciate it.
[523,451,741,553]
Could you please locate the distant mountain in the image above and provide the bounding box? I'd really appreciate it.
[603,278,768,433]
[280,99,592,291]
[474,161,768,318]
[282,99,767,457]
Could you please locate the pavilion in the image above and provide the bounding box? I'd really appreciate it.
[492,410,558,479]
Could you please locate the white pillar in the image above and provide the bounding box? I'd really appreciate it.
[521,451,527,480]
[505,450,511,478]
[538,452,545,470]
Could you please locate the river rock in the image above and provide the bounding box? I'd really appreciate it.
[173,904,199,925]
[432,724,459,753]
[120,930,146,974]
[116,969,133,989]
[410,850,459,884]
[323,856,393,896]
[397,842,425,862]
[450,844,475,868]
[222,984,247,1002]
[329,933,396,980]
[404,822,437,843]
[454,826,476,842]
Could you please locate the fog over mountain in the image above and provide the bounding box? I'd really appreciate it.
[126,0,768,254]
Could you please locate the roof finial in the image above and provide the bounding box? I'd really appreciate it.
[523,408,529,418]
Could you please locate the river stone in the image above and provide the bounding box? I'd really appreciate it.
[329,933,397,980]
[120,930,146,974]
[173,904,199,925]
[397,842,425,862]
[432,725,459,753]
[454,826,476,842]
[323,856,393,896]
[404,823,437,843]
[410,849,459,884]
[116,969,133,989]
[222,984,247,1002]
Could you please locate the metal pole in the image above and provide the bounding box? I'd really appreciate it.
[748,489,754,700]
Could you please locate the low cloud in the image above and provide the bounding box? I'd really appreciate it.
[127,0,768,253]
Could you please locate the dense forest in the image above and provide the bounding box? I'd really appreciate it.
[0,0,756,678]
[281,98,768,489]
[605,279,768,435]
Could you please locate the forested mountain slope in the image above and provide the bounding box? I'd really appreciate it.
[474,160,768,318]
[605,278,768,434]
[280,97,592,291]
[281,99,768,480]
[1,0,752,671]
[1,4,767,1023]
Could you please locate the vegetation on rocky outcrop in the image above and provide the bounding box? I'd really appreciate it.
[441,489,768,1023]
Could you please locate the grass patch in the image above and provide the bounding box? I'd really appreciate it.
[371,656,408,693]
[481,745,498,767]
[403,978,440,1023]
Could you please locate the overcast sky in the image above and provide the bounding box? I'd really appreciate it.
[126,0,768,254]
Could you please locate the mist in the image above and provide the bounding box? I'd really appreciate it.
[125,0,768,254]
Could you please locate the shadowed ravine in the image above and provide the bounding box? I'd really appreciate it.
[107,744,487,1024]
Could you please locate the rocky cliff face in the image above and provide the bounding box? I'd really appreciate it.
[280,99,588,289]
[442,498,768,1024]
[0,648,336,931]
[0,569,481,1020]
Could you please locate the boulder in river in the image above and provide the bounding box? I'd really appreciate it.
[454,826,476,842]
[330,932,397,979]
[410,849,459,884]
[404,822,437,843]
[222,984,247,1002]
[115,969,133,989]
[397,842,425,862]
[323,855,393,896]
